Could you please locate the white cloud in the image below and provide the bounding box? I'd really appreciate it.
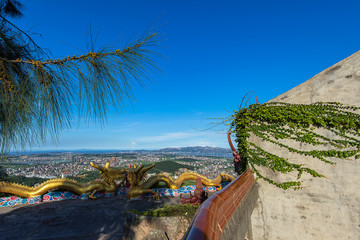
[194,142,216,147]
[136,131,206,143]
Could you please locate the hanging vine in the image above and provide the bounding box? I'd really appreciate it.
[229,101,360,190]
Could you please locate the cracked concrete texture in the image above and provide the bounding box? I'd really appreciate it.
[251,51,360,240]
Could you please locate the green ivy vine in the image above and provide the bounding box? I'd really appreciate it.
[230,101,360,190]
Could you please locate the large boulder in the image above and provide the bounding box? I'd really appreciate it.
[122,212,192,240]
[250,50,360,239]
[143,229,169,240]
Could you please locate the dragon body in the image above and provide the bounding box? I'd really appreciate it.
[143,172,234,189]
[0,178,112,198]
[0,162,126,199]
[126,164,235,199]
[1,162,235,200]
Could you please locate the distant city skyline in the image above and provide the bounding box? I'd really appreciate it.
[11,0,360,151]
[10,146,233,156]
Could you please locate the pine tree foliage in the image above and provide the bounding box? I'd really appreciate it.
[0,1,161,153]
[230,99,360,190]
[0,0,23,18]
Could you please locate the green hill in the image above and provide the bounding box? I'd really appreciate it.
[175,157,200,163]
[147,161,194,174]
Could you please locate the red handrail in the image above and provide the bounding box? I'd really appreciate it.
[183,169,255,240]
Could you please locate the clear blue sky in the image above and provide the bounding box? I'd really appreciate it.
[12,0,360,151]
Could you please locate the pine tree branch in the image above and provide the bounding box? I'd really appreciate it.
[0,15,46,57]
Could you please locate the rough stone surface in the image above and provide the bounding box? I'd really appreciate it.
[122,212,192,240]
[0,193,211,240]
[143,229,169,240]
[251,50,360,240]
[272,50,360,105]
[0,191,216,239]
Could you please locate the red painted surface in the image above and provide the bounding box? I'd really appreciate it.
[183,169,255,240]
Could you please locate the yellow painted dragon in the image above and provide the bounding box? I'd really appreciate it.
[125,163,235,199]
[0,162,235,200]
[0,162,126,199]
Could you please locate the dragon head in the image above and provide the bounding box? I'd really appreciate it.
[90,162,126,182]
[126,163,156,187]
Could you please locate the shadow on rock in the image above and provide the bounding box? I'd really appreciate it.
[0,194,182,240]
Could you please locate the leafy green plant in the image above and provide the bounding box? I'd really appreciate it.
[230,100,360,190]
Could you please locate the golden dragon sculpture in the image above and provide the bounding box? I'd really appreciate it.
[0,162,126,199]
[126,163,235,199]
[0,162,235,200]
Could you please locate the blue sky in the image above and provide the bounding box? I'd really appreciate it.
[12,0,360,151]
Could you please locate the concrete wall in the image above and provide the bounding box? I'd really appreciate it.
[251,50,360,239]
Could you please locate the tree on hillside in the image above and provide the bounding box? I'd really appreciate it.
[227,96,360,190]
[0,1,161,153]
[0,165,8,179]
